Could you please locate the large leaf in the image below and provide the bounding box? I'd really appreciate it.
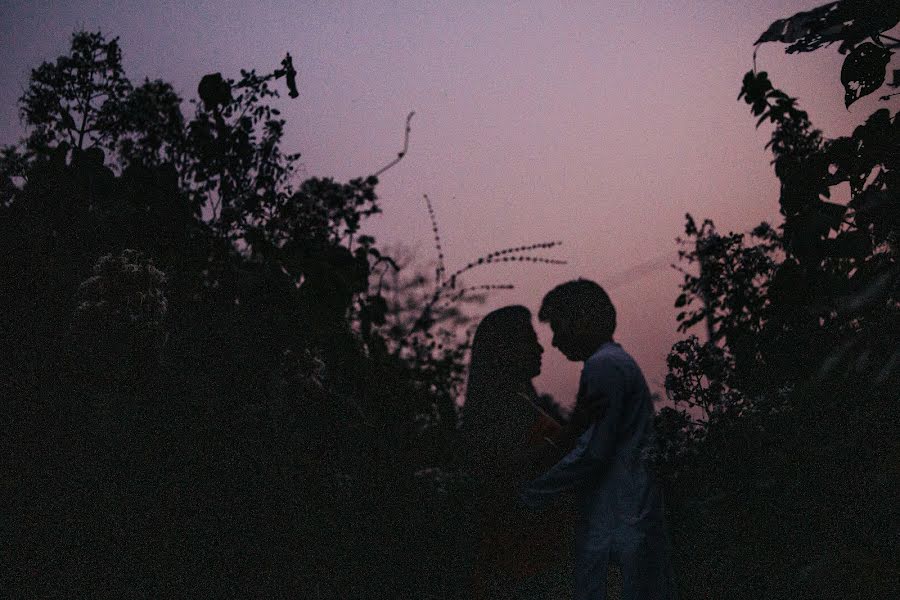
[889,69,900,88]
[197,73,232,110]
[816,200,849,231]
[823,229,872,258]
[755,0,900,54]
[755,2,842,51]
[841,42,893,107]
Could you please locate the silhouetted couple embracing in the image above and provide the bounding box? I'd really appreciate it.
[460,279,676,600]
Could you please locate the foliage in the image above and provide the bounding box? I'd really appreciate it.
[754,0,900,106]
[19,31,132,153]
[657,2,900,597]
[1,30,568,598]
[69,250,170,386]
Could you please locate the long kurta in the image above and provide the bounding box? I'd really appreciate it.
[520,341,676,600]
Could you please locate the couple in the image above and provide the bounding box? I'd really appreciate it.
[461,279,675,600]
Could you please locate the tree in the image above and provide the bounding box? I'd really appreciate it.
[2,30,568,598]
[656,3,900,597]
[19,31,131,153]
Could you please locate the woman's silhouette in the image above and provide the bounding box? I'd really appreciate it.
[459,305,570,599]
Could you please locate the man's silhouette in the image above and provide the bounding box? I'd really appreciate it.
[520,279,675,600]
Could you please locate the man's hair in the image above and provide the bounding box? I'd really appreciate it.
[538,279,616,339]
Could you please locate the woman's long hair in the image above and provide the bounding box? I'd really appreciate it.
[462,305,535,432]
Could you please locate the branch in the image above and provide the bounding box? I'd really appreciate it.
[77,108,89,150]
[373,111,414,177]
[409,244,566,334]
[445,248,566,289]
[423,194,446,286]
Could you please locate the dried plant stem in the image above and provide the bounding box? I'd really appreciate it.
[424,194,446,286]
[373,111,415,177]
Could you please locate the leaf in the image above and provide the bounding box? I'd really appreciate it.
[365,295,388,326]
[83,146,105,167]
[817,200,848,231]
[197,73,232,109]
[754,2,842,49]
[851,187,891,227]
[824,229,872,258]
[281,52,299,99]
[840,42,893,107]
[756,1,900,55]
[60,107,77,130]
[889,69,900,88]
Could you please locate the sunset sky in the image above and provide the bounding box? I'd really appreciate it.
[2,1,894,407]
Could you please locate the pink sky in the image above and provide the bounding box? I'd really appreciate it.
[2,1,895,407]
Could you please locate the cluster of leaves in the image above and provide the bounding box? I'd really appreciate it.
[754,0,900,106]
[655,2,900,597]
[734,69,900,385]
[19,32,132,153]
[0,30,567,598]
[69,250,170,386]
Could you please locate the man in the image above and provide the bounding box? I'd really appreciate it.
[520,279,676,600]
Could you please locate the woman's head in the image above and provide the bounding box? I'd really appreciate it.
[469,305,543,386]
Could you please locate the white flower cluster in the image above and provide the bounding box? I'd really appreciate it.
[73,249,168,327]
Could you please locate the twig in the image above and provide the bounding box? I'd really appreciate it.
[373,111,415,177]
[279,53,299,98]
[409,246,566,334]
[483,241,563,262]
[423,194,446,286]
[445,252,567,289]
[375,255,400,296]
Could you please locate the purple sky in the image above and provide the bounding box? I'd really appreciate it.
[2,1,895,407]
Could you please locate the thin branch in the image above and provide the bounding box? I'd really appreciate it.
[445,252,567,289]
[483,241,563,262]
[423,194,446,286]
[375,256,401,296]
[409,248,567,334]
[373,111,414,177]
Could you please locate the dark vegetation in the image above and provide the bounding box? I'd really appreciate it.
[1,2,898,598]
[657,2,900,597]
[0,30,565,599]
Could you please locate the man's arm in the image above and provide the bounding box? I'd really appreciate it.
[519,358,625,509]
[509,392,607,480]
[554,389,608,453]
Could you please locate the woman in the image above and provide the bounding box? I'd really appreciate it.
[458,305,573,600]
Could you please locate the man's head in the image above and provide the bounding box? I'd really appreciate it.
[538,279,616,362]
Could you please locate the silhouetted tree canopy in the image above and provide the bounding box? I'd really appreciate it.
[1,29,571,599]
[655,2,899,597]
